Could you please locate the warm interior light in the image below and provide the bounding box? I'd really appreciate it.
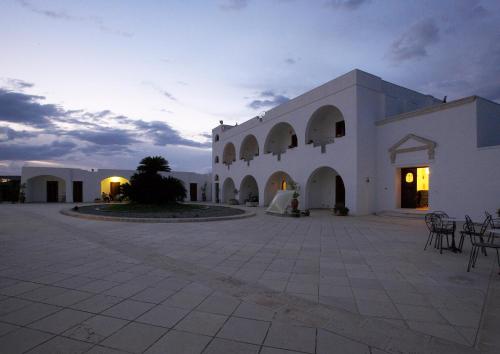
[417,167,429,191]
[110,176,122,182]
[405,172,414,183]
[281,179,287,190]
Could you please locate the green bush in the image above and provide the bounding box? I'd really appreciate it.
[121,156,186,204]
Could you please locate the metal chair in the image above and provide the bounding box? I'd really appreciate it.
[459,215,491,253]
[464,215,500,272]
[485,211,500,229]
[424,213,452,253]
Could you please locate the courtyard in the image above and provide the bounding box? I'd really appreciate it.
[0,204,499,353]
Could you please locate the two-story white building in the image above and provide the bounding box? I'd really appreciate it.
[211,69,500,219]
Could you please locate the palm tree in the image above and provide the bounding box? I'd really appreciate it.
[137,156,171,174]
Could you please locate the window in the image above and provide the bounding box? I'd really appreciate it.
[335,120,345,137]
[289,134,298,148]
[215,156,219,163]
[214,134,219,142]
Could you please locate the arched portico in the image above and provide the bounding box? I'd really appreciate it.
[239,175,259,204]
[305,105,345,149]
[100,176,129,200]
[306,166,345,209]
[264,122,298,157]
[222,177,236,203]
[240,135,259,164]
[222,143,236,166]
[264,171,294,205]
[26,175,67,202]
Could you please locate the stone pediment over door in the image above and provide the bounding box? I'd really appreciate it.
[388,134,437,163]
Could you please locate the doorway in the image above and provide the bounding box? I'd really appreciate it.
[401,167,429,209]
[46,181,58,202]
[109,182,121,199]
[190,183,198,201]
[73,181,83,202]
[335,175,345,206]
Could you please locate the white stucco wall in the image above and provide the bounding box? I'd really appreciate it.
[21,167,211,203]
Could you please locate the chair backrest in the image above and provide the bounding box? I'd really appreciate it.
[485,211,491,218]
[425,213,440,232]
[479,215,492,235]
[434,210,449,218]
[464,215,476,234]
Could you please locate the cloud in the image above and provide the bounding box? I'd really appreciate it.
[1,78,34,91]
[17,0,133,37]
[284,58,296,65]
[219,0,249,10]
[65,129,139,146]
[0,140,77,160]
[0,126,37,142]
[134,120,210,148]
[325,0,370,10]
[0,89,64,127]
[247,90,290,110]
[389,18,440,62]
[143,81,177,101]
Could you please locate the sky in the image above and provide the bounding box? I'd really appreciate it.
[1,0,499,175]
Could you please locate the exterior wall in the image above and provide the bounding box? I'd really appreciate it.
[21,167,211,203]
[376,100,500,219]
[212,69,500,218]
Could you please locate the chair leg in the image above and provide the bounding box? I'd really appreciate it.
[439,233,443,254]
[473,246,481,267]
[446,235,450,247]
[458,233,465,251]
[424,231,432,250]
[467,246,476,272]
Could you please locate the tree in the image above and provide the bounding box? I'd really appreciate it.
[137,156,171,174]
[121,156,186,204]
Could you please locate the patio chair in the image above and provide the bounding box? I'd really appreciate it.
[424,213,452,253]
[459,215,491,253]
[464,215,500,272]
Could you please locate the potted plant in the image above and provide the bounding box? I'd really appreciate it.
[333,204,349,216]
[228,198,239,205]
[245,193,259,207]
[18,183,26,203]
[201,182,207,202]
[289,181,300,213]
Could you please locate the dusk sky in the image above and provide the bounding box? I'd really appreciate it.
[1,0,499,175]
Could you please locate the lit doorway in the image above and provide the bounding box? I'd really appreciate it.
[401,167,429,209]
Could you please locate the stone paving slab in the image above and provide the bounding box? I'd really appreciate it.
[1,204,499,353]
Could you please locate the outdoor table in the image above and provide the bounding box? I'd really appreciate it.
[440,217,461,253]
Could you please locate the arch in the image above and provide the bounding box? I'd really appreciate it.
[239,175,259,204]
[222,177,236,203]
[222,142,236,166]
[214,156,219,164]
[26,175,67,202]
[264,122,298,156]
[100,176,130,200]
[306,166,345,209]
[240,134,259,163]
[305,105,345,148]
[264,171,294,206]
[214,134,219,142]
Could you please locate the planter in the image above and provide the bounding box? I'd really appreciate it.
[291,198,299,211]
[228,199,239,205]
[245,201,259,207]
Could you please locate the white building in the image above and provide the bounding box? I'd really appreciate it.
[21,166,211,203]
[212,69,500,219]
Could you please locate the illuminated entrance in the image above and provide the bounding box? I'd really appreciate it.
[401,167,429,209]
[100,176,129,200]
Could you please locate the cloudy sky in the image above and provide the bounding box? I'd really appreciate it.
[1,0,499,175]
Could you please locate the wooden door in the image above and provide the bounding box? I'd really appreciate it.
[401,167,417,208]
[190,183,197,201]
[46,181,58,202]
[73,181,83,203]
[110,182,120,199]
[335,175,345,206]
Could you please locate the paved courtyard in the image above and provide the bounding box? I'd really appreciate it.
[0,204,499,353]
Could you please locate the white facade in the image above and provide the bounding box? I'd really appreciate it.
[21,166,211,203]
[212,69,500,219]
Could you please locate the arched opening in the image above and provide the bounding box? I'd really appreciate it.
[305,106,345,149]
[214,134,219,142]
[264,171,294,205]
[239,175,259,204]
[306,166,345,209]
[100,176,130,201]
[264,122,298,157]
[222,177,236,203]
[222,142,236,166]
[26,175,66,202]
[240,134,259,164]
[214,156,219,164]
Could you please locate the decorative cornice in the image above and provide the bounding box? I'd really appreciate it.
[388,134,437,163]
